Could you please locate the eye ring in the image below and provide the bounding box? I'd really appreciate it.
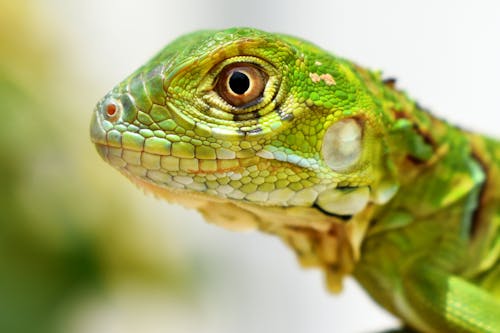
[215,63,267,107]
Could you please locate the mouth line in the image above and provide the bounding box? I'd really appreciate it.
[93,142,254,176]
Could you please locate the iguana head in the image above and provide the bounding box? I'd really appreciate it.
[90,27,399,290]
[91,27,396,212]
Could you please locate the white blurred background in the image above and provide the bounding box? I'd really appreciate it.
[3,1,499,332]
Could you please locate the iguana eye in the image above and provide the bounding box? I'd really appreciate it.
[216,63,267,107]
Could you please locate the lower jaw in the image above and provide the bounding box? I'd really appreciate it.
[94,144,346,210]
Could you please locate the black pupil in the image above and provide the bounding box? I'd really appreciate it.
[229,71,250,95]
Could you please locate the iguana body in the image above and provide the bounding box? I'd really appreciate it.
[90,28,500,332]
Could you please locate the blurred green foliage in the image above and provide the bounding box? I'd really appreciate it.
[0,2,199,332]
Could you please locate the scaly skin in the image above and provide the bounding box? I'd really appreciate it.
[90,28,500,332]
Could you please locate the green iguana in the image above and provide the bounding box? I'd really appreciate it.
[90,28,500,332]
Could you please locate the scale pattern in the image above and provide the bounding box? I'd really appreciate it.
[91,28,500,332]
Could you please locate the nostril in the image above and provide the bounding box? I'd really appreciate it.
[106,103,117,117]
[102,98,121,121]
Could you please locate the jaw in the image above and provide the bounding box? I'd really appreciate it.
[92,141,328,207]
[93,135,378,292]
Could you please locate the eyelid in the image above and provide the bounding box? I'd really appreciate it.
[196,55,282,118]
